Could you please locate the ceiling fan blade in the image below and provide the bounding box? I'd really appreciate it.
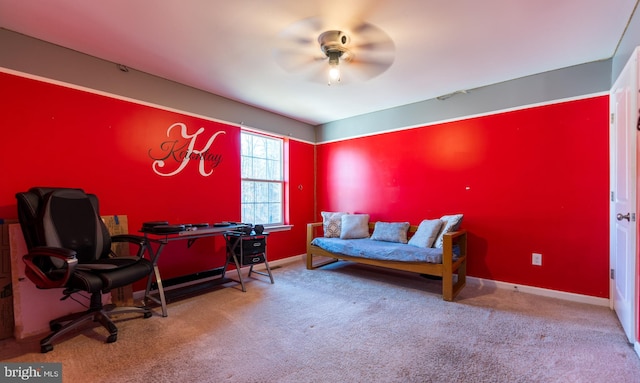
[274,16,329,73]
[296,16,325,33]
[274,49,324,73]
[344,55,394,81]
[351,49,395,64]
[289,36,315,46]
[351,39,395,53]
[349,21,375,35]
[348,22,395,55]
[278,17,325,44]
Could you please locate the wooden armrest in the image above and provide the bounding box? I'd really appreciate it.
[23,246,78,289]
[307,222,323,243]
[444,230,466,241]
[442,230,467,264]
[441,230,467,302]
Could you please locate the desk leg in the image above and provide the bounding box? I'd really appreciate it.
[249,259,274,284]
[264,259,275,284]
[152,264,167,317]
[231,254,246,292]
[144,241,169,317]
[223,235,247,292]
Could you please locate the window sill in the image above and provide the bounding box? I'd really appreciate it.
[264,224,293,233]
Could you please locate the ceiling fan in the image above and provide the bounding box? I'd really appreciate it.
[273,17,395,85]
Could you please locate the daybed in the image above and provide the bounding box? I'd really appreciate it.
[306,215,467,301]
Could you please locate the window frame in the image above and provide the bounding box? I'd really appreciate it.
[240,130,285,226]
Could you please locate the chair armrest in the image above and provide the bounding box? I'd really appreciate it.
[111,234,148,258]
[22,246,78,289]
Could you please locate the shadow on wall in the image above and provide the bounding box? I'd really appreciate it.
[465,231,488,279]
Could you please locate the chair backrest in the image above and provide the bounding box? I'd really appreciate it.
[16,187,112,264]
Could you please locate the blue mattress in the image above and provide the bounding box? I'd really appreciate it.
[311,237,447,264]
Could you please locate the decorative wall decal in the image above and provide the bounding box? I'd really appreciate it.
[148,122,226,177]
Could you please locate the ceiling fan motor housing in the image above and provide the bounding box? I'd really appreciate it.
[318,30,351,60]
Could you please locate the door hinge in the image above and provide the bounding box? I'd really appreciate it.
[611,269,615,279]
[611,191,615,202]
[611,112,615,124]
[633,213,637,222]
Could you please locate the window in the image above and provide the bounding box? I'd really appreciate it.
[241,131,284,225]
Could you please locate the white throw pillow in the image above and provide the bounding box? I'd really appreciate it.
[340,214,370,239]
[408,219,443,248]
[321,211,347,238]
[371,222,410,243]
[434,214,464,248]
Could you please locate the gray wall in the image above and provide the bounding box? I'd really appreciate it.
[612,3,640,83]
[317,60,612,143]
[318,2,640,144]
[5,5,640,146]
[0,29,316,143]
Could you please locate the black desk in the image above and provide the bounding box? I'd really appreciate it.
[142,224,245,317]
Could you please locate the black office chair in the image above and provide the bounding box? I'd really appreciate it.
[16,187,153,353]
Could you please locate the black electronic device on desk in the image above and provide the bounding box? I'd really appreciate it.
[223,226,274,292]
[140,221,210,234]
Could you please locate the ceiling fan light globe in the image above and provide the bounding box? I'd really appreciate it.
[329,66,340,81]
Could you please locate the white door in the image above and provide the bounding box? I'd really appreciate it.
[610,48,638,344]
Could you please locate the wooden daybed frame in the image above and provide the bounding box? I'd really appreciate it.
[306,222,467,301]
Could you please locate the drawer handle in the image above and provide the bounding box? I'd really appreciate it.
[252,257,261,262]
[253,243,261,247]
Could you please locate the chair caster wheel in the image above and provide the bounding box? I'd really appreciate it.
[144,311,152,318]
[41,344,53,353]
[106,334,117,343]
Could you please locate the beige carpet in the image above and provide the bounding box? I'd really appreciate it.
[1,258,639,383]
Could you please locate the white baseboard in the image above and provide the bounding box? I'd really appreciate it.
[635,341,640,359]
[466,276,610,307]
[272,257,611,307]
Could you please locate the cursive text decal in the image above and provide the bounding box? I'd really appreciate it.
[148,122,226,177]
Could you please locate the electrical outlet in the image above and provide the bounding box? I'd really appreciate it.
[532,253,542,266]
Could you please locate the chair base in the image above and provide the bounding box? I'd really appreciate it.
[40,293,152,353]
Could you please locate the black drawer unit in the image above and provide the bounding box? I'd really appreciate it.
[241,253,265,265]
[239,237,266,256]
[223,231,274,291]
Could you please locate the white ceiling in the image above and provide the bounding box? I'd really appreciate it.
[0,0,637,125]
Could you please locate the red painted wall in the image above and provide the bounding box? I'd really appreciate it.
[0,71,610,299]
[0,72,314,284]
[316,96,610,298]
